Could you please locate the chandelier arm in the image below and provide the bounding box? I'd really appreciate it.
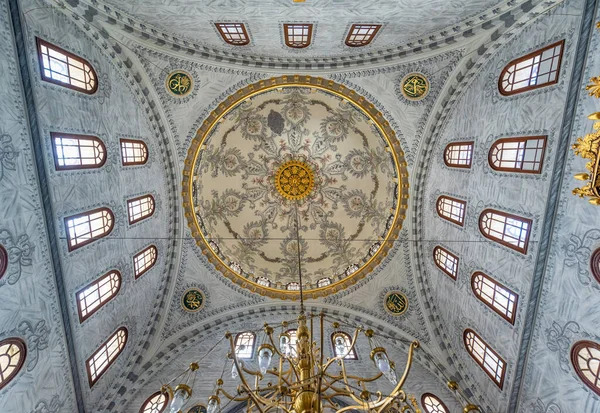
[342,371,384,383]
[227,335,268,413]
[216,387,252,402]
[336,361,368,406]
[264,330,302,381]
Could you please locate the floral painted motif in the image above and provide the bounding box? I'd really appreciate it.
[17,320,49,371]
[563,229,600,285]
[0,133,18,181]
[545,320,580,372]
[0,229,34,286]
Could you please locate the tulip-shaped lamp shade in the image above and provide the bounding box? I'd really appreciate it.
[371,347,397,384]
[258,344,274,374]
[207,396,220,413]
[169,384,192,413]
[279,333,290,356]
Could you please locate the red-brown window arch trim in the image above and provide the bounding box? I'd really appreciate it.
[0,245,7,280]
[283,24,314,49]
[36,38,98,94]
[488,136,547,174]
[120,139,149,166]
[76,270,122,323]
[86,327,128,387]
[50,132,107,170]
[127,194,156,225]
[471,272,519,324]
[498,40,565,96]
[420,393,449,413]
[139,391,169,413]
[436,196,466,226]
[443,141,474,168]
[331,331,358,360]
[134,245,158,279]
[463,329,506,389]
[432,246,458,280]
[478,209,532,254]
[571,340,600,396]
[590,248,600,284]
[0,337,27,391]
[345,24,382,47]
[215,23,250,46]
[64,207,115,252]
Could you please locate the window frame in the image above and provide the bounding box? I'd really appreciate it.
[436,196,467,226]
[571,340,600,396]
[331,332,358,360]
[443,141,474,169]
[139,391,169,413]
[471,272,518,324]
[86,327,128,387]
[286,282,300,291]
[76,270,122,323]
[591,248,600,284]
[420,393,449,413]
[133,245,158,279]
[215,23,250,46]
[488,136,547,174]
[345,24,382,47]
[433,246,459,280]
[0,245,7,280]
[127,195,156,225]
[463,329,506,389]
[498,40,565,96]
[234,332,256,360]
[479,209,532,254]
[50,132,107,171]
[120,138,149,166]
[64,207,115,252]
[36,37,98,94]
[0,337,27,391]
[283,24,313,49]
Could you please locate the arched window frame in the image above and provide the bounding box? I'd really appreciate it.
[86,327,127,387]
[479,209,532,254]
[120,139,149,166]
[0,337,27,391]
[76,270,122,323]
[433,246,459,280]
[571,340,600,396]
[284,24,313,48]
[133,245,158,279]
[139,391,169,413]
[256,276,271,287]
[0,245,7,280]
[488,136,547,174]
[286,329,298,356]
[498,40,564,96]
[471,272,518,324]
[51,132,106,170]
[444,141,474,168]
[215,23,250,46]
[345,24,381,47]
[64,207,114,251]
[591,248,600,284]
[420,393,449,413]
[127,195,156,225]
[463,329,506,389]
[234,332,256,359]
[436,196,466,226]
[317,278,331,288]
[36,38,98,94]
[331,332,357,360]
[286,282,300,291]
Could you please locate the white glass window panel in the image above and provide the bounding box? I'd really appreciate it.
[141,392,168,413]
[53,135,105,168]
[128,196,155,224]
[120,140,148,165]
[77,271,121,320]
[66,209,113,249]
[422,395,448,413]
[575,345,600,390]
[38,40,96,92]
[472,273,517,322]
[500,42,563,94]
[444,142,473,167]
[87,328,127,384]
[134,246,157,278]
[332,333,357,360]
[0,341,24,387]
[437,197,466,225]
[317,278,331,287]
[287,282,300,291]
[434,247,458,278]
[464,331,505,386]
[256,277,271,287]
[234,332,255,359]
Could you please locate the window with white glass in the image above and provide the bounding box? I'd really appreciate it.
[463,329,506,389]
[86,327,127,386]
[76,270,121,322]
[64,208,114,251]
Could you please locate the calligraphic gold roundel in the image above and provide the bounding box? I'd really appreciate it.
[182,76,409,299]
[401,73,429,101]
[384,291,408,316]
[166,70,193,97]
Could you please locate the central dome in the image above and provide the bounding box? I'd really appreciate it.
[183,76,408,299]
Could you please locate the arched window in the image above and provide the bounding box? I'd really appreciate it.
[284,24,313,48]
[76,270,121,322]
[256,276,271,287]
[479,209,532,254]
[433,246,458,280]
[571,341,600,396]
[86,327,127,386]
[0,338,26,391]
[436,196,466,226]
[65,208,114,251]
[215,23,250,46]
[421,393,449,413]
[120,139,148,166]
[591,248,600,284]
[463,329,506,389]
[444,141,473,168]
[345,24,381,47]
[234,332,256,359]
[51,133,106,170]
[133,245,157,279]
[286,282,300,291]
[127,195,155,224]
[0,245,7,280]
[471,272,518,324]
[36,38,97,94]
[317,278,331,288]
[488,136,547,173]
[139,391,169,413]
[332,332,357,360]
[286,329,298,356]
[499,40,564,96]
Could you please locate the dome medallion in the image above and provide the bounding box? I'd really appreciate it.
[182,76,409,299]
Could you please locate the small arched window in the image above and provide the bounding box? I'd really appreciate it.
[120,139,148,166]
[256,276,271,287]
[0,245,7,280]
[471,272,518,324]
[127,195,155,224]
[479,209,532,254]
[215,23,250,45]
[317,278,331,288]
[571,340,600,396]
[286,329,298,356]
[284,24,313,48]
[488,136,547,173]
[433,246,459,280]
[65,208,114,251]
[345,24,381,47]
[444,141,473,168]
[139,391,169,413]
[234,332,256,359]
[133,245,157,279]
[286,282,300,291]
[421,393,449,413]
[591,248,600,284]
[436,196,466,226]
[51,133,106,170]
[0,338,26,391]
[86,327,127,386]
[332,332,357,360]
[76,271,121,322]
[36,38,97,94]
[464,329,506,389]
[499,40,564,96]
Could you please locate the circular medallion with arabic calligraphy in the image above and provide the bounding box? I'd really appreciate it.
[400,73,429,101]
[166,70,194,97]
[384,291,408,316]
[181,288,205,313]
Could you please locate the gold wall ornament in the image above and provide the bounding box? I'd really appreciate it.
[275,160,315,200]
[586,76,600,98]
[400,73,429,101]
[384,291,409,316]
[572,121,600,205]
[166,70,193,96]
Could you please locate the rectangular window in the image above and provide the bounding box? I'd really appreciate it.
[284,24,313,48]
[472,273,518,324]
[437,196,466,226]
[444,142,474,168]
[480,210,531,254]
[345,24,381,47]
[215,23,250,45]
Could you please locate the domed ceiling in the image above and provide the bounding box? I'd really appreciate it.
[183,77,408,298]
